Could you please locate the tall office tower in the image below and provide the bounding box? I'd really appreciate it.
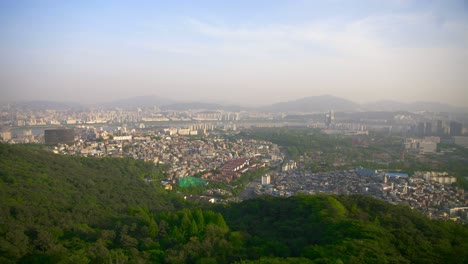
[424,122,432,136]
[325,110,334,129]
[450,121,462,136]
[416,122,425,137]
[436,120,444,136]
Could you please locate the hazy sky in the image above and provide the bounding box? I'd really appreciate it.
[1,0,467,106]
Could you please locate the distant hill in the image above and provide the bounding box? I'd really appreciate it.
[362,100,468,113]
[258,95,468,113]
[160,102,244,112]
[161,102,221,111]
[100,95,175,109]
[11,100,83,110]
[260,95,359,113]
[7,95,466,113]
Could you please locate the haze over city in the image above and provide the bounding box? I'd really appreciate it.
[1,0,467,106]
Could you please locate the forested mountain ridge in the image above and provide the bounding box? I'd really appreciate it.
[220,195,468,263]
[0,143,467,263]
[0,143,185,262]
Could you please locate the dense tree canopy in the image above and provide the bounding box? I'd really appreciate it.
[220,194,468,263]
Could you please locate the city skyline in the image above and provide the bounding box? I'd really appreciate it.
[1,0,468,107]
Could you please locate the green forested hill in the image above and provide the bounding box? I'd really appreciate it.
[0,143,184,262]
[221,195,468,263]
[0,143,467,263]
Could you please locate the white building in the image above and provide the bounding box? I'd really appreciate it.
[282,160,297,172]
[419,141,437,154]
[113,135,132,141]
[261,175,271,185]
[454,136,468,148]
[414,171,457,185]
[404,137,440,154]
[178,129,191,135]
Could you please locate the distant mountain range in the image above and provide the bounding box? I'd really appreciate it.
[9,100,84,110]
[5,95,468,113]
[361,100,468,113]
[99,95,175,109]
[260,95,359,113]
[160,102,243,112]
[260,96,468,113]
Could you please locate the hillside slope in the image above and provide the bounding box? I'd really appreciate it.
[221,195,468,263]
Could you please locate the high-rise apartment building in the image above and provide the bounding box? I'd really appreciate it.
[450,121,462,136]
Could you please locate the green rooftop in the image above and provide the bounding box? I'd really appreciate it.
[178,177,207,187]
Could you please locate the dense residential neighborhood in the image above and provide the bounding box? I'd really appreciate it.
[252,169,466,221]
[9,123,462,223]
[1,103,467,223]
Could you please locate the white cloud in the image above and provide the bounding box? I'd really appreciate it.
[186,10,468,57]
[176,12,468,105]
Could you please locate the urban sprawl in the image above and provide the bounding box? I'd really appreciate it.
[1,106,467,222]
